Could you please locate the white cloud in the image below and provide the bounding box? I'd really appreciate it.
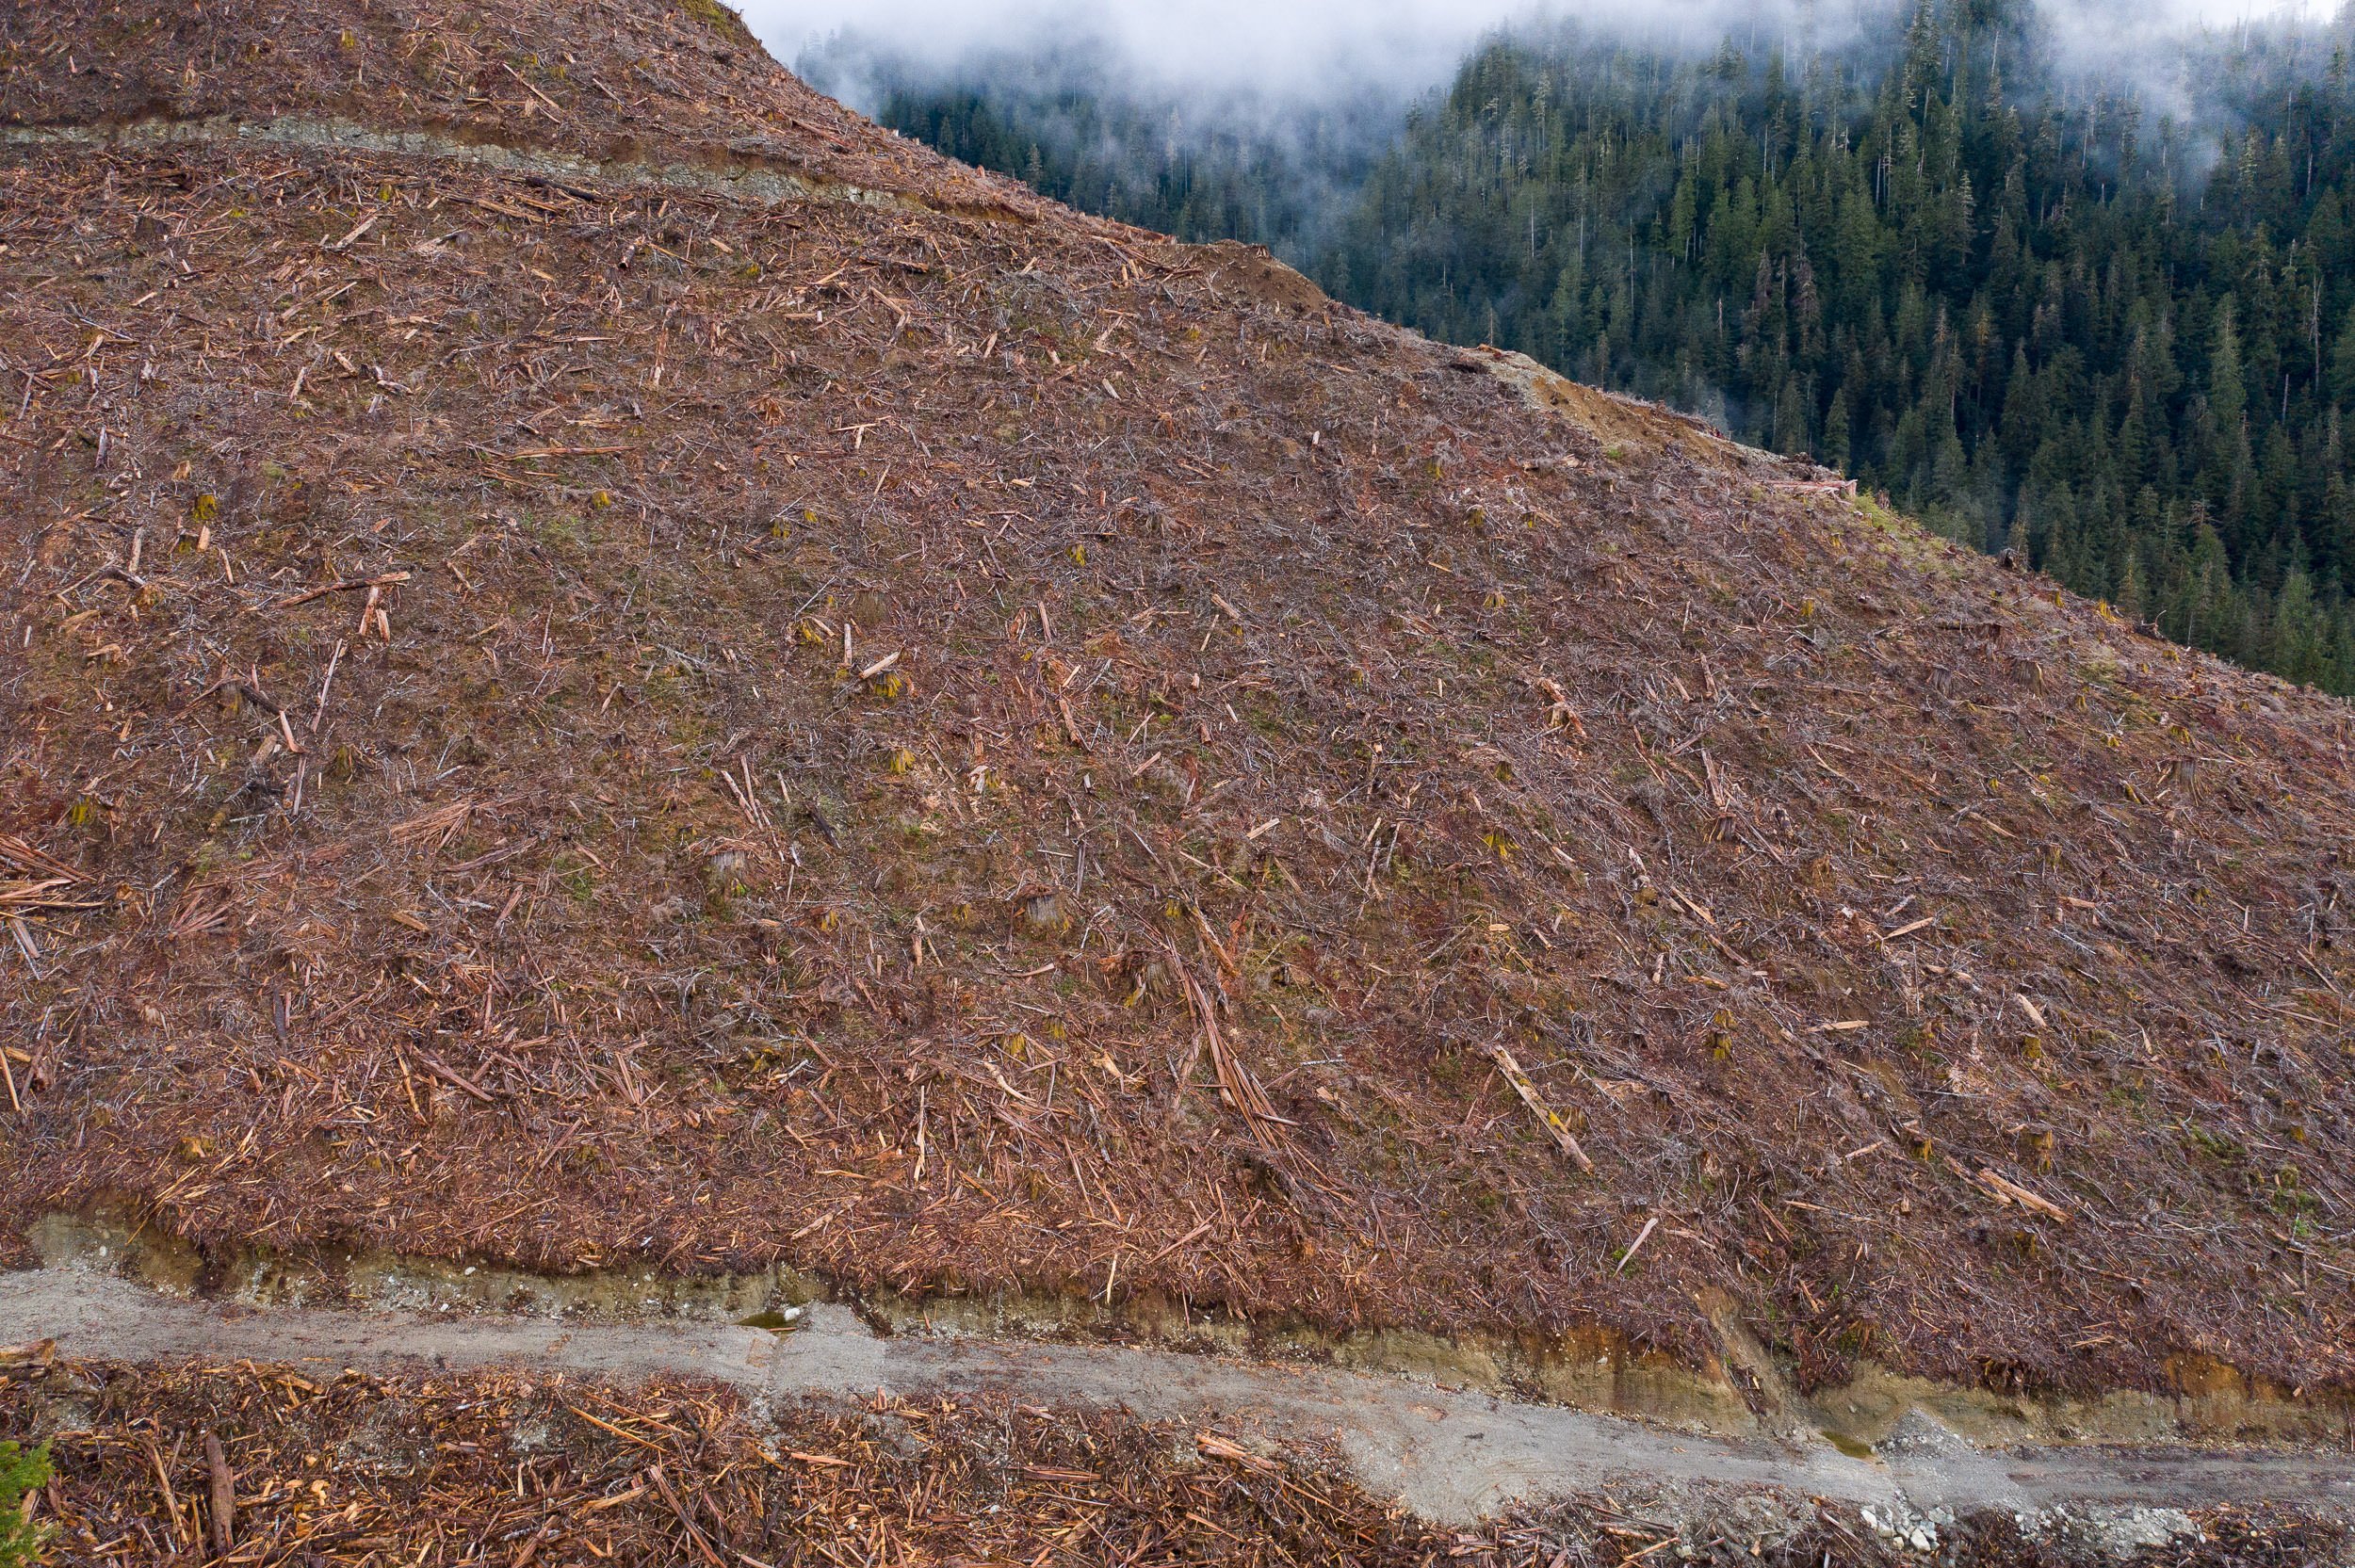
[743,0,2340,110]
[750,0,1568,99]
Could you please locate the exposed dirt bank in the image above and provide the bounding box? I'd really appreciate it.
[4,1253,2348,1531]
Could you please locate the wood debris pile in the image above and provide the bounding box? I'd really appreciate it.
[1,1358,2341,1567]
[0,0,2350,1413]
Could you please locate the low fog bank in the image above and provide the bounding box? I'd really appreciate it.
[748,0,2340,113]
[756,0,1554,107]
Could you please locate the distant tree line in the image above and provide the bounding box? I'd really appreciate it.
[845,1,2355,694]
[817,37,1389,262]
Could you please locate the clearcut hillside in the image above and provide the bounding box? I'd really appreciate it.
[2,0,2351,1407]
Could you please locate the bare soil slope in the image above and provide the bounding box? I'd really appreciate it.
[3,0,2352,1410]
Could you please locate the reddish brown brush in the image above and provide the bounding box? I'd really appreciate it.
[3,1358,2343,1567]
[0,0,2349,1414]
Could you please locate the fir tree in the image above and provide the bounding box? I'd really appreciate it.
[0,1441,52,1568]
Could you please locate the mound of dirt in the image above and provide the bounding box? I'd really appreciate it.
[2,0,2350,1418]
[1147,239,1332,312]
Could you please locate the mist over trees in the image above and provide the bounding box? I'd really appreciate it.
[813,0,2355,695]
[802,34,1394,259]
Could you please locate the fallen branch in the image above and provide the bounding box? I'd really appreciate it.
[1170,948,1293,1148]
[412,1050,498,1105]
[1482,1041,1596,1173]
[205,1431,236,1556]
[278,571,412,609]
[1977,1167,2071,1222]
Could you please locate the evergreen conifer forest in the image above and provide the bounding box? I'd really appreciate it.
[852,1,2355,693]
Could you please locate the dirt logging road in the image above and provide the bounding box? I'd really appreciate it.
[3,1265,2350,1532]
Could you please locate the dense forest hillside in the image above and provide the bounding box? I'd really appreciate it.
[835,2,2355,694]
[806,36,1389,261]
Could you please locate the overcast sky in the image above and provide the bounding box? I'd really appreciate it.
[743,0,2334,102]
